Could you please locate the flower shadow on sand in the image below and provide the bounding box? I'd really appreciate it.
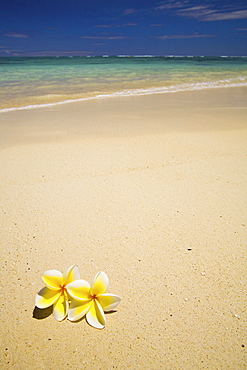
[33,305,53,319]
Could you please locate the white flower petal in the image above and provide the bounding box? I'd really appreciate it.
[86,299,106,329]
[68,299,92,321]
[91,271,109,296]
[97,293,121,312]
[53,291,69,321]
[66,279,91,300]
[63,265,80,285]
[35,287,61,308]
[42,269,63,290]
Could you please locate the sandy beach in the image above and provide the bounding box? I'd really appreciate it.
[0,87,247,369]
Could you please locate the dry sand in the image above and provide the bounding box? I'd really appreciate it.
[0,87,247,369]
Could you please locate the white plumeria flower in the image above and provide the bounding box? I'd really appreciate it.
[35,265,80,321]
[67,271,121,329]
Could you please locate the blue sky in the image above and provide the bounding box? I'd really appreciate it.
[0,0,246,56]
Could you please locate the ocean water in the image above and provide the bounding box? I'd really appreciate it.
[0,56,247,111]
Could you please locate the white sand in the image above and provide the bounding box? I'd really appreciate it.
[0,87,247,369]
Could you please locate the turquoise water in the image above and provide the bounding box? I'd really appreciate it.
[0,56,247,111]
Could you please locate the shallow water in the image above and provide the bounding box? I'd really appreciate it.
[0,56,247,111]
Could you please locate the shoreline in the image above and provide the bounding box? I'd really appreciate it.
[1,87,246,369]
[1,86,247,149]
[1,82,247,113]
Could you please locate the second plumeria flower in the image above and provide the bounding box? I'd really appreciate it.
[67,271,121,329]
[35,265,80,321]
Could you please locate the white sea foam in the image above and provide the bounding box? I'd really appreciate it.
[1,79,247,113]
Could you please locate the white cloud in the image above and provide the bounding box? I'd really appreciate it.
[156,33,215,39]
[95,23,137,28]
[0,49,93,57]
[123,8,136,15]
[80,36,132,40]
[178,6,247,21]
[155,1,186,11]
[155,1,247,21]
[95,25,112,28]
[4,32,29,38]
[203,9,247,21]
